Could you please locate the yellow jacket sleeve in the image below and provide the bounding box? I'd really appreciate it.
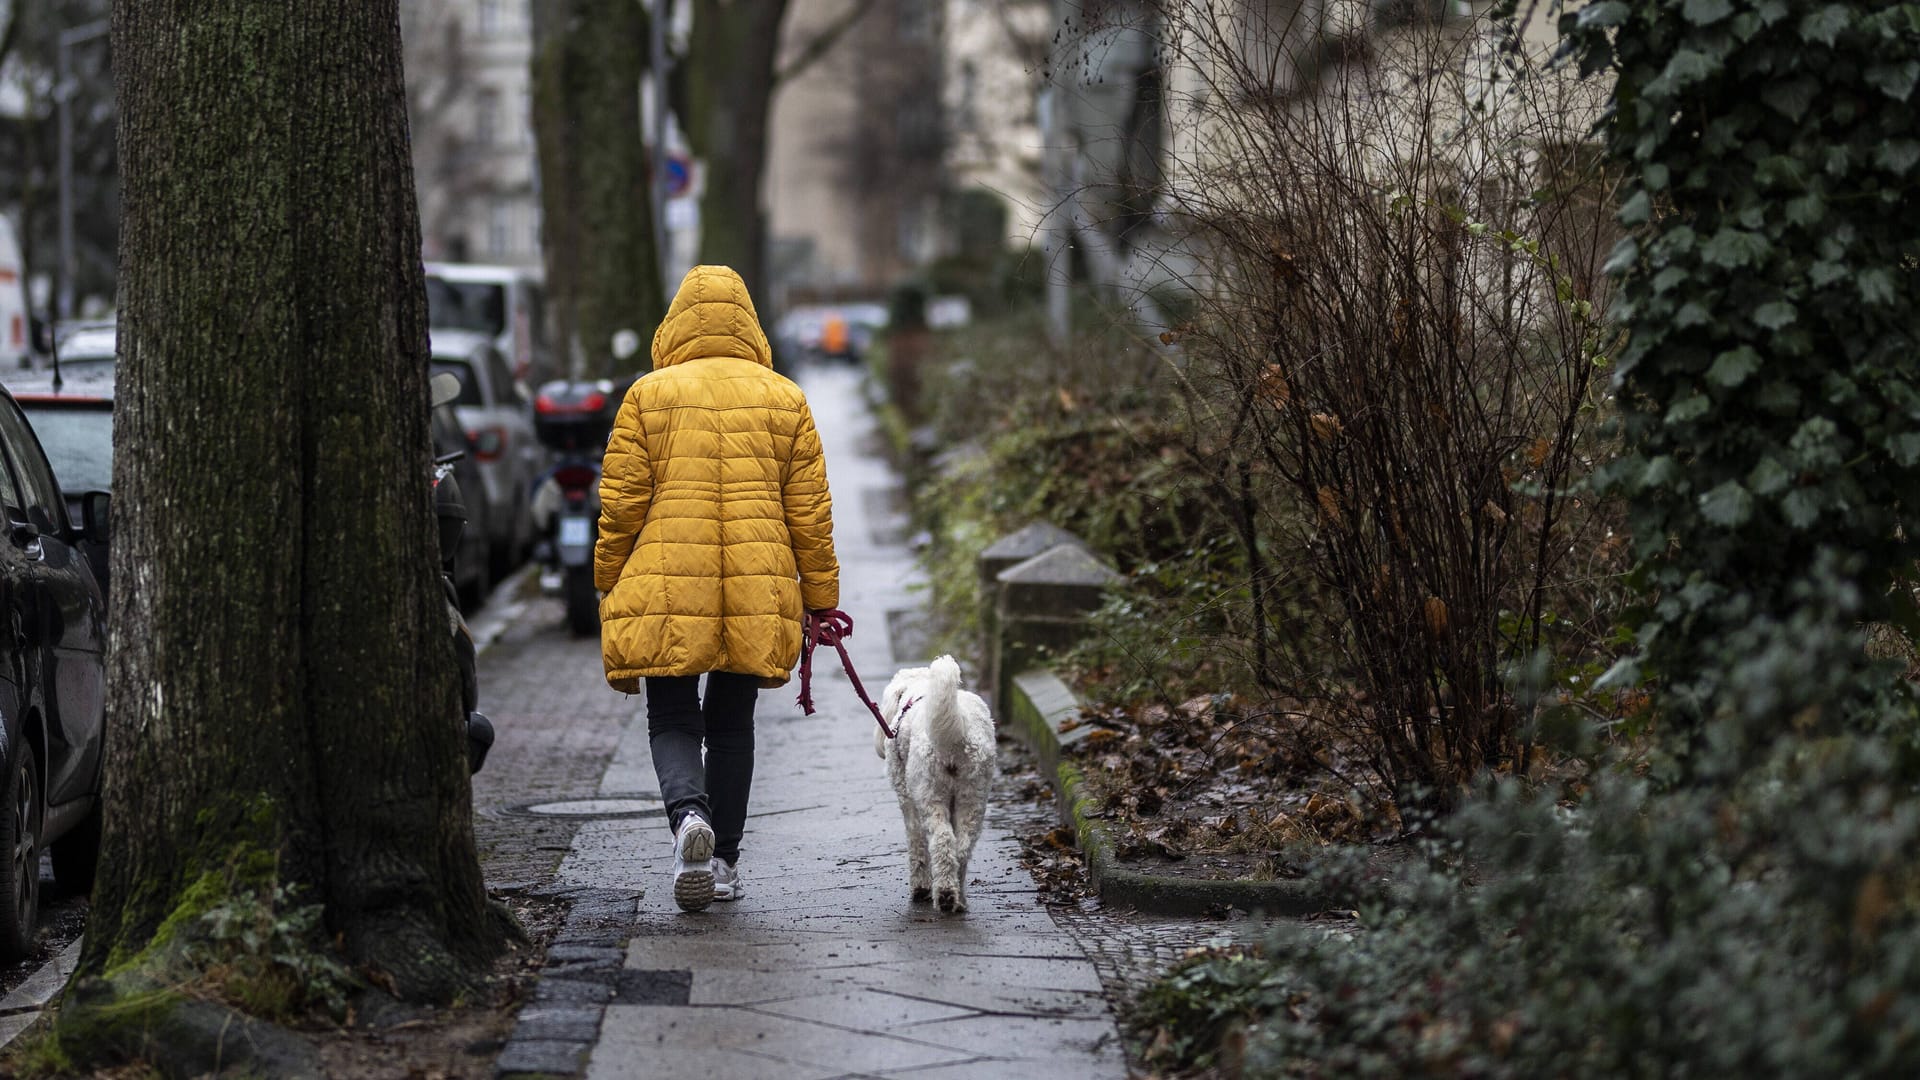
[783,403,839,611]
[595,395,653,595]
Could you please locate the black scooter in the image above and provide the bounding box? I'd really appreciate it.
[432,372,495,774]
[530,380,618,637]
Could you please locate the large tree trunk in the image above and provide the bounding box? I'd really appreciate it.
[532,0,665,378]
[74,0,504,1017]
[685,0,788,310]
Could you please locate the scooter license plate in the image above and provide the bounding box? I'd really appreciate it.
[559,517,592,549]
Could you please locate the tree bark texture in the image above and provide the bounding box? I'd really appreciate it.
[685,0,789,310]
[532,0,665,378]
[81,0,502,1001]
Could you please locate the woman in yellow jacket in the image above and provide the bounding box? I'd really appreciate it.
[595,266,839,912]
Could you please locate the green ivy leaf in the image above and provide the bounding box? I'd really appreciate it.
[1661,49,1719,90]
[1699,481,1754,527]
[1786,195,1826,227]
[1810,260,1847,286]
[1753,301,1798,330]
[1619,190,1652,226]
[1652,266,1689,293]
[1875,140,1920,175]
[1603,237,1640,276]
[1702,229,1769,268]
[1707,346,1762,388]
[1782,489,1821,528]
[1799,5,1851,46]
[1643,455,1684,488]
[1762,78,1818,122]
[1748,457,1791,496]
[1859,268,1897,306]
[1667,394,1712,424]
[1889,433,1920,467]
[1868,61,1920,101]
[1577,1,1630,29]
[1683,0,1732,24]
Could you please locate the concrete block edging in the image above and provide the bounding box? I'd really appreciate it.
[1005,668,1348,918]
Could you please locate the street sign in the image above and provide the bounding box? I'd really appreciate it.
[664,154,692,199]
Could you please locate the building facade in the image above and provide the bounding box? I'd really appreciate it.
[402,0,543,268]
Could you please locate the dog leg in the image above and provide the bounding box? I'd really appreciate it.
[950,786,987,915]
[899,793,932,903]
[927,803,961,913]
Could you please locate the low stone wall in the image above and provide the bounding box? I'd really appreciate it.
[982,522,1343,916]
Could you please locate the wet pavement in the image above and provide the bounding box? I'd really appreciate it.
[471,361,1224,1079]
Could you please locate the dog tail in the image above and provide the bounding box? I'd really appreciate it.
[925,655,966,749]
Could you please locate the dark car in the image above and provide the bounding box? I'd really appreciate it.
[433,398,493,610]
[4,363,114,599]
[0,385,107,958]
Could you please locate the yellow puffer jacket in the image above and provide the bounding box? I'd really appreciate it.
[595,266,839,692]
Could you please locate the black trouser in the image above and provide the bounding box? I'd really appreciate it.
[645,671,759,865]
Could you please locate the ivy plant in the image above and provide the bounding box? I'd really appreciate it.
[1572,0,1920,776]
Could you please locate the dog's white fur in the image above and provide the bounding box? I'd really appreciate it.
[875,655,996,913]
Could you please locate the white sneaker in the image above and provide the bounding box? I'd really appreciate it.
[712,859,742,902]
[672,813,715,912]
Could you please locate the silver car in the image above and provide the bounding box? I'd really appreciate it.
[430,330,541,576]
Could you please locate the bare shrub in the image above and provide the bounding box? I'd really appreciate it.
[1135,5,1626,806]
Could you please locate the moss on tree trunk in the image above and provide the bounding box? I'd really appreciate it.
[69,0,508,1038]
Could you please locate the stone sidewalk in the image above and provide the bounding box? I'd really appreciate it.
[494,363,1127,1080]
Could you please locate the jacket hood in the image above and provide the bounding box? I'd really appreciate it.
[652,265,773,371]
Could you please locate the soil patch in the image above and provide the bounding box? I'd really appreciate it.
[312,892,565,1079]
[1064,692,1404,886]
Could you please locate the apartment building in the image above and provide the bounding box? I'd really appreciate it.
[402,0,543,267]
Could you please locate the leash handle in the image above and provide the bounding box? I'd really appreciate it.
[796,609,896,739]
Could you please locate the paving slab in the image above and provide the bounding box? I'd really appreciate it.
[564,364,1125,1080]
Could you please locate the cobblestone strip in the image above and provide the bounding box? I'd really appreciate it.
[494,887,640,1079]
[470,592,645,1077]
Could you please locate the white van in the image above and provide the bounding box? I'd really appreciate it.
[424,262,550,384]
[0,218,32,370]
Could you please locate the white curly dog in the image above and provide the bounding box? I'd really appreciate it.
[875,655,997,913]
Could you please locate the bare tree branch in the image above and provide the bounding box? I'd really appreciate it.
[772,0,877,87]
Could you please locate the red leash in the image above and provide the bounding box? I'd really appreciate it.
[797,609,896,739]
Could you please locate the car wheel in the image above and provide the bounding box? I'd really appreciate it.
[0,747,43,959]
[50,800,101,896]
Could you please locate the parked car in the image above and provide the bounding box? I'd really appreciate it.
[4,364,114,597]
[0,384,107,958]
[425,263,551,384]
[432,395,493,610]
[431,331,539,577]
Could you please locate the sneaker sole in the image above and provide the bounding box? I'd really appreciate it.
[678,821,714,863]
[675,869,715,911]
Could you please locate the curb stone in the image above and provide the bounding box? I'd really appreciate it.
[1007,668,1348,917]
[494,886,641,1080]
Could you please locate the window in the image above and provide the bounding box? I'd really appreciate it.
[477,0,501,36]
[430,361,485,407]
[0,399,68,532]
[482,346,517,400]
[17,404,113,496]
[474,89,499,147]
[488,201,512,258]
